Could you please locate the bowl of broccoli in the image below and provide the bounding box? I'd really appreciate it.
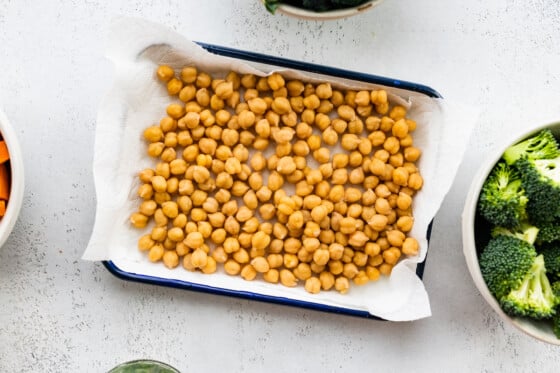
[262,0,383,20]
[463,123,560,344]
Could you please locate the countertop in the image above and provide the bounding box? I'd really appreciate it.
[1,1,560,372]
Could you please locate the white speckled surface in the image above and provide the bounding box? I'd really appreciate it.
[1,0,560,371]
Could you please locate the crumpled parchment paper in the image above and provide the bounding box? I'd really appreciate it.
[83,17,478,321]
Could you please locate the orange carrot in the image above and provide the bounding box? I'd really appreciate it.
[0,200,6,216]
[0,163,10,201]
[0,141,9,164]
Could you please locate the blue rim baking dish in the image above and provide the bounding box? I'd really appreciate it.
[103,43,441,320]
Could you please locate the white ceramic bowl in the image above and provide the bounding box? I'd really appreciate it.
[0,109,24,249]
[270,0,383,20]
[462,121,560,345]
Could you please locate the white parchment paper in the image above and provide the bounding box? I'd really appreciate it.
[83,17,477,321]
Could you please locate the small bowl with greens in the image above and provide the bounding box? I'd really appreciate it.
[463,123,560,344]
[262,0,383,20]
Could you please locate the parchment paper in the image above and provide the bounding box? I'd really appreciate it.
[83,17,478,321]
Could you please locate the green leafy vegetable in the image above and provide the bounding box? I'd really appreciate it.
[263,0,370,14]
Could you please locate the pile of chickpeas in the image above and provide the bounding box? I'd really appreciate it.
[129,64,423,295]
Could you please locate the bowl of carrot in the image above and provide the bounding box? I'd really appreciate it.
[0,108,23,248]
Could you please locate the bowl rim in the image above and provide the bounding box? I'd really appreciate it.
[275,0,383,20]
[462,120,560,345]
[0,108,24,249]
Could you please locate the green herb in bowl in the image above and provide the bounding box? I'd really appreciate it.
[108,360,179,373]
[264,0,371,14]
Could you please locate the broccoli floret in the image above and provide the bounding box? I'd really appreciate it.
[480,235,556,318]
[552,281,560,298]
[540,244,560,282]
[552,282,560,338]
[491,222,539,245]
[502,129,559,165]
[480,235,537,300]
[501,255,556,319]
[536,219,560,243]
[518,156,560,224]
[478,162,528,228]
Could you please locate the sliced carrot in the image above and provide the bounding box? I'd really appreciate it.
[0,163,10,200]
[0,141,9,164]
[0,200,6,216]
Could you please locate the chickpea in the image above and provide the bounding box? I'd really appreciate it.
[268,171,284,191]
[402,237,419,256]
[262,269,279,284]
[402,146,421,162]
[326,243,343,261]
[393,167,410,186]
[331,169,348,185]
[165,77,183,96]
[397,216,414,233]
[353,271,369,286]
[383,247,401,265]
[239,264,257,281]
[343,263,359,279]
[162,250,179,269]
[280,269,298,287]
[159,147,176,163]
[315,83,332,99]
[339,217,357,235]
[348,152,363,168]
[247,231,269,252]
[137,200,156,217]
[276,156,297,175]
[348,231,369,247]
[151,209,167,228]
[144,126,164,143]
[335,277,350,294]
[157,65,175,82]
[130,212,148,228]
[310,205,328,224]
[188,248,207,268]
[271,97,291,115]
[306,273,329,292]
[408,173,424,190]
[304,277,321,294]
[337,105,356,121]
[313,249,330,266]
[313,147,330,164]
[303,237,320,253]
[182,231,203,249]
[373,197,390,215]
[153,191,170,205]
[280,80,301,97]
[146,142,164,158]
[389,153,404,168]
[199,256,217,274]
[266,73,285,91]
[382,136,399,155]
[292,263,312,281]
[233,248,250,264]
[221,259,240,275]
[307,134,322,151]
[138,234,155,252]
[349,168,365,185]
[165,227,183,243]
[317,99,334,114]
[302,94,320,110]
[148,244,165,262]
